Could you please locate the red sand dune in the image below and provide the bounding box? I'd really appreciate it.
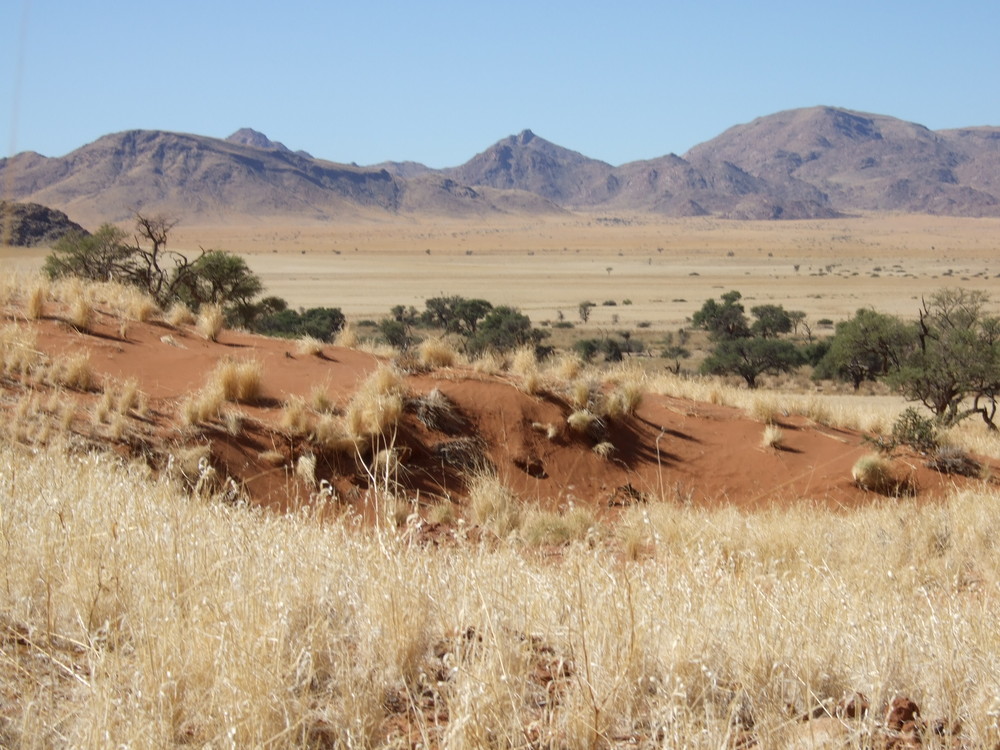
[4,305,995,519]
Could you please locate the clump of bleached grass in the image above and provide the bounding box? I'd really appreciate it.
[197,303,225,341]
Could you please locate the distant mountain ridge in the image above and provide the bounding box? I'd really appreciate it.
[2,107,998,226]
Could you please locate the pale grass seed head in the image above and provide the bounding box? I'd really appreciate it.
[197,303,225,341]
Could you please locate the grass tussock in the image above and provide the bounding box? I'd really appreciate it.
[208,358,264,403]
[343,365,407,442]
[49,352,97,391]
[197,303,225,341]
[468,470,522,537]
[333,323,358,348]
[4,442,1000,747]
[25,283,47,319]
[296,335,325,357]
[852,453,914,496]
[166,302,196,327]
[417,336,460,369]
[761,423,784,449]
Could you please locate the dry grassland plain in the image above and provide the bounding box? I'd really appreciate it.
[6,213,1000,330]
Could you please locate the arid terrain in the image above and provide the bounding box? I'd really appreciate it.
[3,212,1000,748]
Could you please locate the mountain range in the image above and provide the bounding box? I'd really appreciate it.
[2,106,998,226]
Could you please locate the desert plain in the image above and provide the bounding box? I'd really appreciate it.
[2,212,1000,748]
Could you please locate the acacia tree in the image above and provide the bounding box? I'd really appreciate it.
[693,291,804,388]
[892,289,1000,428]
[814,308,915,390]
[44,213,272,326]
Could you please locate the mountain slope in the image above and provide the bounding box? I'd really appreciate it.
[684,106,1000,216]
[2,107,999,225]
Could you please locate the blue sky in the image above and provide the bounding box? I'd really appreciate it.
[3,0,998,168]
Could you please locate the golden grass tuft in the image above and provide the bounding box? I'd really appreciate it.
[281,396,313,436]
[521,505,597,546]
[417,336,459,369]
[166,302,196,327]
[761,424,784,449]
[333,323,358,348]
[468,470,521,537]
[592,440,616,459]
[309,383,335,413]
[296,335,325,356]
[50,352,96,391]
[197,303,225,341]
[68,294,94,330]
[208,358,264,403]
[343,365,407,441]
[852,453,912,495]
[567,409,598,434]
[180,386,225,426]
[25,283,47,320]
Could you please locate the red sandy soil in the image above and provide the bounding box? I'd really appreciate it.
[2,302,995,520]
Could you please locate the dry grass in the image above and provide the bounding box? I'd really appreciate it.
[49,352,96,391]
[2,441,1000,747]
[208,358,264,403]
[295,335,325,356]
[25,283,47,319]
[343,365,407,442]
[417,336,460,369]
[761,423,784,449]
[197,303,225,341]
[851,453,913,496]
[333,323,358,348]
[467,470,521,537]
[166,302,196,327]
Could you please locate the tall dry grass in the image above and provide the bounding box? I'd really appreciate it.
[2,441,1000,747]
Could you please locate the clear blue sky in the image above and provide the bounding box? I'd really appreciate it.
[3,0,998,168]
